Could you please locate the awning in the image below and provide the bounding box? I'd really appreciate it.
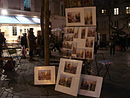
[0,15,40,25]
[0,16,20,24]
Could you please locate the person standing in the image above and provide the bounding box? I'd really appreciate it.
[0,32,6,67]
[27,28,36,61]
[21,33,28,59]
[109,36,116,56]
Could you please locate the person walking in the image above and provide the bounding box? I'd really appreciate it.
[109,36,116,56]
[21,33,28,59]
[27,28,36,61]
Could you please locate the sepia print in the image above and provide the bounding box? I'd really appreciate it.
[85,49,93,59]
[87,27,96,37]
[84,8,92,25]
[85,38,94,48]
[55,58,83,96]
[64,61,78,74]
[67,12,81,23]
[38,70,51,80]
[66,27,75,34]
[64,34,73,41]
[66,8,84,26]
[58,74,72,88]
[34,66,55,85]
[79,75,103,98]
[80,79,96,91]
[81,28,86,39]
[76,49,84,59]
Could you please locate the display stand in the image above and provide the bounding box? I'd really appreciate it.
[62,7,97,75]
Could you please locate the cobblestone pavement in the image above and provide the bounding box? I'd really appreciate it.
[0,49,130,98]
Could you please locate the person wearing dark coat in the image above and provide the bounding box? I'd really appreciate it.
[28,28,36,61]
[0,32,6,67]
[21,33,28,58]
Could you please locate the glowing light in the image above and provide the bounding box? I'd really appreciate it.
[1,9,8,15]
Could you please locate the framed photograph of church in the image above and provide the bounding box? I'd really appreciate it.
[66,8,84,26]
[79,75,103,98]
[84,7,96,26]
[55,58,83,96]
[34,66,55,85]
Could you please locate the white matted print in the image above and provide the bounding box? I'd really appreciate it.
[79,27,87,39]
[55,58,83,96]
[79,75,103,98]
[87,27,96,37]
[66,8,84,26]
[34,66,55,85]
[85,37,95,48]
[65,27,75,34]
[84,7,96,26]
[84,48,94,59]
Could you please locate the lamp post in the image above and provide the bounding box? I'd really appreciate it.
[41,0,50,66]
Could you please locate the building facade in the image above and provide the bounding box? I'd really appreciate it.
[0,0,65,43]
[94,0,130,45]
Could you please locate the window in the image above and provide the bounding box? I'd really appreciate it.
[24,0,31,11]
[101,9,107,14]
[114,8,119,15]
[12,26,17,36]
[126,7,130,14]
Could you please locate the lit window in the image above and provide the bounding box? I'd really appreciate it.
[114,8,119,15]
[12,26,17,36]
[101,9,107,14]
[126,7,130,14]
[24,0,31,11]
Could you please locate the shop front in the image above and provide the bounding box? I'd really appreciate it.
[0,15,41,44]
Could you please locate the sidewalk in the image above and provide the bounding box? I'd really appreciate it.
[0,49,130,98]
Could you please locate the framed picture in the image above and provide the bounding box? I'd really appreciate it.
[85,37,95,48]
[84,48,94,59]
[65,27,75,34]
[34,66,55,85]
[84,7,96,26]
[87,27,96,37]
[79,75,103,98]
[66,8,84,26]
[55,58,83,96]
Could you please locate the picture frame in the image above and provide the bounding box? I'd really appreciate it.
[66,8,85,26]
[79,75,103,98]
[55,58,83,96]
[84,7,96,26]
[84,48,94,59]
[34,66,55,85]
[87,27,96,37]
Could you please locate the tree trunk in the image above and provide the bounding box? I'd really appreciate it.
[41,0,50,66]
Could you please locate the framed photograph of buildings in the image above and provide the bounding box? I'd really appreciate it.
[65,27,75,34]
[66,8,85,26]
[84,7,96,26]
[34,66,55,85]
[84,48,94,59]
[87,27,96,37]
[85,37,95,48]
[79,75,103,98]
[55,58,83,96]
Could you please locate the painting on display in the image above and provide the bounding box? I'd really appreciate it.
[66,7,96,26]
[84,7,96,26]
[79,75,103,98]
[66,8,84,26]
[55,58,83,96]
[34,66,55,85]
